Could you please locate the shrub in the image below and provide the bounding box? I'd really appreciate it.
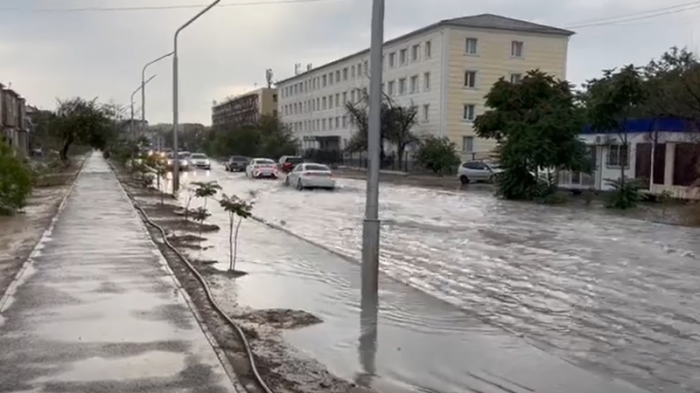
[605,178,644,209]
[414,136,461,175]
[0,142,33,214]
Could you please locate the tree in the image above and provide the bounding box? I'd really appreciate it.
[345,94,418,166]
[584,66,648,208]
[219,194,253,273]
[0,141,32,215]
[642,47,700,120]
[414,136,460,175]
[52,97,115,160]
[474,70,591,200]
[201,114,298,159]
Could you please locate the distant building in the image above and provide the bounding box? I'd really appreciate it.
[276,13,573,156]
[0,83,29,157]
[559,118,700,200]
[211,87,278,129]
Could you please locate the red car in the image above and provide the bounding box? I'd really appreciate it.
[278,155,304,173]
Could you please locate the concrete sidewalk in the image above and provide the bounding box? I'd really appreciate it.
[0,152,238,393]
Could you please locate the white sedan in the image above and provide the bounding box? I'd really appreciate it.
[245,158,278,179]
[284,163,335,190]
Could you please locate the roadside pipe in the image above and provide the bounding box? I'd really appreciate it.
[123,189,274,393]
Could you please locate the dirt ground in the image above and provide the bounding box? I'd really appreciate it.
[0,157,85,298]
[112,164,373,393]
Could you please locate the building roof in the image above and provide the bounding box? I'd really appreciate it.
[213,87,275,109]
[276,13,574,85]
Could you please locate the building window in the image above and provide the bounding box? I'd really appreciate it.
[342,92,347,104]
[364,60,369,75]
[463,136,474,152]
[465,38,478,55]
[463,104,475,121]
[410,75,418,93]
[329,72,334,85]
[343,67,348,80]
[322,97,327,109]
[412,44,420,61]
[358,62,363,75]
[322,75,327,87]
[607,144,629,167]
[322,119,327,129]
[423,104,430,122]
[351,65,356,78]
[388,81,395,96]
[399,78,406,95]
[335,93,340,106]
[329,95,334,108]
[351,90,356,102]
[425,40,431,58]
[336,70,341,81]
[400,49,407,64]
[389,52,396,67]
[273,94,277,102]
[511,41,524,58]
[423,72,431,90]
[510,73,522,84]
[464,71,477,88]
[335,117,340,128]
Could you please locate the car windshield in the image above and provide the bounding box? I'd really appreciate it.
[286,157,304,164]
[488,162,500,169]
[304,164,330,171]
[231,156,247,161]
[177,154,189,159]
[255,159,275,164]
[191,154,207,159]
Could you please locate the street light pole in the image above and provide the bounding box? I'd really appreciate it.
[142,51,174,150]
[362,0,385,301]
[172,0,221,194]
[130,73,157,142]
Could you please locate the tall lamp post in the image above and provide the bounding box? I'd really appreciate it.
[361,0,385,302]
[130,74,157,142]
[142,51,174,150]
[172,0,221,194]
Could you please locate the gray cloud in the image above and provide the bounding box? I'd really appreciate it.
[0,0,697,124]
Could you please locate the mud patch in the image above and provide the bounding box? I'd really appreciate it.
[239,309,322,330]
[154,218,220,233]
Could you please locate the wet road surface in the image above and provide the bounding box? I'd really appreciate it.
[0,153,238,393]
[171,167,663,393]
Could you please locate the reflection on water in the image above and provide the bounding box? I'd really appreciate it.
[357,290,378,388]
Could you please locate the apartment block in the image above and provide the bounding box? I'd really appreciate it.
[212,87,278,130]
[276,13,573,156]
[0,83,29,157]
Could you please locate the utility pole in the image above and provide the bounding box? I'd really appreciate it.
[172,0,221,194]
[361,0,385,301]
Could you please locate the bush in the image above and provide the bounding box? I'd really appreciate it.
[605,178,643,209]
[414,136,461,175]
[0,142,33,214]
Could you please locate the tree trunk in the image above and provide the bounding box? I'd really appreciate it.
[397,145,406,171]
[232,216,243,271]
[60,137,73,161]
[228,214,234,271]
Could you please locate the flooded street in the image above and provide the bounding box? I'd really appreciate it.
[173,166,700,393]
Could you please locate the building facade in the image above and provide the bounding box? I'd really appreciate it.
[211,87,278,129]
[0,83,29,157]
[276,14,572,157]
[558,118,700,200]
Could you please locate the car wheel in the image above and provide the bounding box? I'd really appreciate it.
[460,175,470,185]
[296,179,304,190]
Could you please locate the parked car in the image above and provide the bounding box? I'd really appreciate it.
[189,153,211,170]
[165,152,190,171]
[245,158,278,179]
[278,155,304,174]
[284,163,335,190]
[457,160,502,184]
[225,155,249,172]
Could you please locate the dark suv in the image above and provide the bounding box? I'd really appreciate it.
[225,156,249,172]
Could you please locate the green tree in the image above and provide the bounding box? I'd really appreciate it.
[0,141,32,215]
[414,136,461,175]
[474,70,591,200]
[202,115,297,159]
[584,65,648,208]
[219,194,253,273]
[345,94,418,165]
[52,97,115,160]
[642,47,700,120]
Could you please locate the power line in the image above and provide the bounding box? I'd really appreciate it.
[565,0,700,26]
[566,1,700,29]
[0,0,341,12]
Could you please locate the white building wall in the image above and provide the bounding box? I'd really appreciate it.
[277,27,446,151]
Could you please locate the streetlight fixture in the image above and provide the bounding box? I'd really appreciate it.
[142,51,174,150]
[171,0,221,194]
[130,74,157,141]
[362,0,385,302]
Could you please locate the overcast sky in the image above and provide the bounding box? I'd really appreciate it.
[0,0,698,125]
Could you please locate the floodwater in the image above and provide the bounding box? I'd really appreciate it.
[169,166,700,393]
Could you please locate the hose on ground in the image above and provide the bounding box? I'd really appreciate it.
[125,191,274,393]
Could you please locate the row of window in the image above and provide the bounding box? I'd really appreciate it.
[465,37,524,58]
[288,103,433,134]
[280,39,433,99]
